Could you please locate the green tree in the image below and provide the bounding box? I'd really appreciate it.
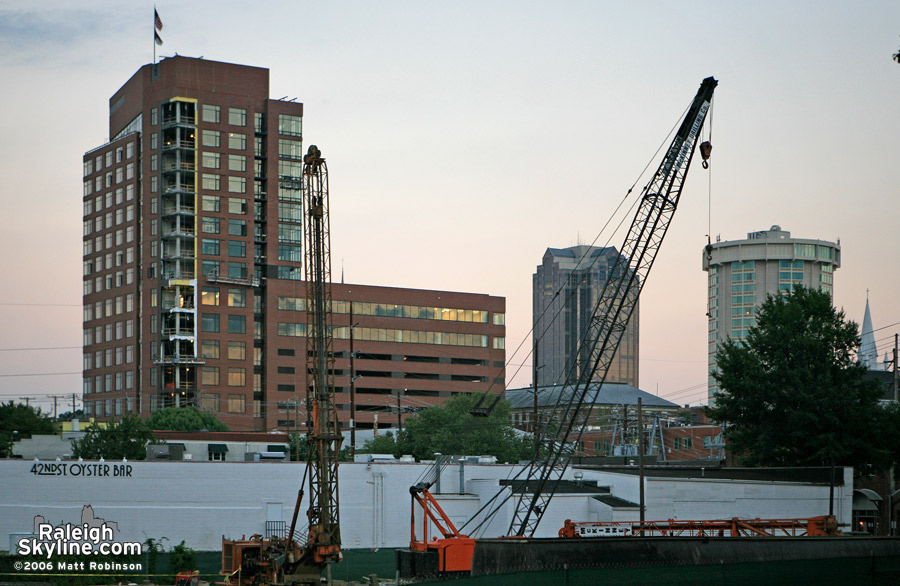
[394,394,533,462]
[288,432,307,461]
[169,540,197,574]
[706,287,893,470]
[360,431,400,457]
[146,406,228,431]
[57,409,84,422]
[71,416,158,460]
[0,401,56,457]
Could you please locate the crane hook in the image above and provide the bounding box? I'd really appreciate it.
[699,141,712,169]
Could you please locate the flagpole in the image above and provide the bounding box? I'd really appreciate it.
[153,5,156,64]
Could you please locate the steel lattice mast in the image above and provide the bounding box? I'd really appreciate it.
[508,77,718,537]
[302,144,342,563]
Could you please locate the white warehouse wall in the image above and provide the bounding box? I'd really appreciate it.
[0,460,852,552]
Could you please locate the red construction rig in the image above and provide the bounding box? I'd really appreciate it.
[559,516,840,539]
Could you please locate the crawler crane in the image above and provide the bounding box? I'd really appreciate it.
[404,76,718,578]
[221,145,342,585]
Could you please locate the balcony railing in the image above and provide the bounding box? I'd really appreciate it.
[156,354,204,365]
[161,139,196,151]
[161,205,197,216]
[161,267,196,279]
[206,273,261,287]
[162,226,197,238]
[161,326,195,337]
[161,161,197,172]
[161,114,196,126]
[161,301,196,311]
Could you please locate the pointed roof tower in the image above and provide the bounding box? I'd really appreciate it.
[860,293,878,370]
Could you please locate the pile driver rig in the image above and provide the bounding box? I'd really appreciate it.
[405,76,718,578]
[221,145,342,585]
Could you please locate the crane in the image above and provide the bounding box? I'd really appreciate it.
[405,76,717,577]
[221,145,342,585]
[506,77,717,537]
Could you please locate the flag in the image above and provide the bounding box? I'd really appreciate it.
[155,31,163,46]
[154,8,163,31]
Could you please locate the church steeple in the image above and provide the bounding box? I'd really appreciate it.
[859,292,878,370]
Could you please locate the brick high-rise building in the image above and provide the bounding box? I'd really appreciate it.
[82,57,505,431]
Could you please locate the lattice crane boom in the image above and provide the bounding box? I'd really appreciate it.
[507,77,718,537]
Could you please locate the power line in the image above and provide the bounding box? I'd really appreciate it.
[0,346,81,352]
[0,372,81,378]
[0,303,81,307]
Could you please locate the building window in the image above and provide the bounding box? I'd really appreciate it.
[493,337,505,350]
[228,369,246,387]
[278,139,303,160]
[228,176,246,193]
[202,217,221,234]
[202,260,219,277]
[278,202,302,222]
[278,245,302,263]
[228,108,247,126]
[228,198,248,215]
[200,341,220,361]
[227,393,245,412]
[228,154,247,172]
[228,219,246,236]
[201,367,220,386]
[228,132,247,150]
[201,287,220,306]
[278,114,302,137]
[228,341,246,360]
[201,393,220,412]
[202,130,220,147]
[228,289,246,307]
[201,239,221,256]
[228,240,246,257]
[278,160,302,179]
[202,174,221,190]
[202,195,220,212]
[202,104,220,123]
[278,225,302,244]
[228,314,246,334]
[202,152,221,169]
[201,313,220,333]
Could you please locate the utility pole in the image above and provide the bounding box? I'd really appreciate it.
[349,307,357,459]
[893,333,898,402]
[532,341,539,454]
[51,396,59,419]
[395,390,404,433]
[71,393,77,414]
[638,397,645,528]
[19,397,36,408]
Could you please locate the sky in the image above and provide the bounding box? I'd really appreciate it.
[0,0,898,415]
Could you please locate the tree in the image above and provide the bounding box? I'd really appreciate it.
[706,286,893,470]
[360,431,400,457]
[0,401,56,457]
[146,406,228,431]
[169,540,197,574]
[57,410,84,422]
[392,394,533,462]
[71,416,158,460]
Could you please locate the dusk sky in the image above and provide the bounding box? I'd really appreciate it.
[1,1,898,414]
